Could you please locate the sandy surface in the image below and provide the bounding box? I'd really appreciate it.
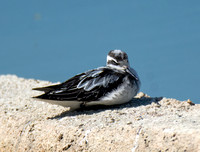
[0,75,200,152]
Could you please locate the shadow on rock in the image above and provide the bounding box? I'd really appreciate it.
[48,96,163,120]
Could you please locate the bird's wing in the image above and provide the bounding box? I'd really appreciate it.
[33,84,62,93]
[32,72,85,93]
[33,68,125,101]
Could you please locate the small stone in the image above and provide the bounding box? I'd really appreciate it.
[186,99,195,105]
[127,121,132,125]
[108,118,115,123]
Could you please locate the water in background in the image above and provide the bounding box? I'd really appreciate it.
[0,1,200,103]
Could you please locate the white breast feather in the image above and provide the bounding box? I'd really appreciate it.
[86,77,138,106]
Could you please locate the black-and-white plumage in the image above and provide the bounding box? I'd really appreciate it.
[33,50,141,110]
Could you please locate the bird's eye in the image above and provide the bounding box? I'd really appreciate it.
[111,60,119,65]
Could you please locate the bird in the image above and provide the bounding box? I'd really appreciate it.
[33,50,141,110]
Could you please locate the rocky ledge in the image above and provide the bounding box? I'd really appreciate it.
[0,75,199,152]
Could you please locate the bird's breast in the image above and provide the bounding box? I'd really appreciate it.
[96,76,139,105]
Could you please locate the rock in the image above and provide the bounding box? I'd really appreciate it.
[0,75,200,152]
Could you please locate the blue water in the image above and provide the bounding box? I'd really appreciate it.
[0,1,200,103]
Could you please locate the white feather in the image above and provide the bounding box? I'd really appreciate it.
[107,55,117,63]
[86,76,138,106]
[34,98,81,110]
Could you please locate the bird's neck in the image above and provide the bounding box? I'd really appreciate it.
[107,64,126,71]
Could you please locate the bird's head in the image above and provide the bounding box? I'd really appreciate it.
[107,50,138,80]
[107,50,130,70]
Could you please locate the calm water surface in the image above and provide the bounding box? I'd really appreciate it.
[0,1,200,103]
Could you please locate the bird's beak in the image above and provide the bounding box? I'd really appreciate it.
[126,67,138,80]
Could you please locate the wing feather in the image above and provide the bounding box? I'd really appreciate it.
[33,68,125,101]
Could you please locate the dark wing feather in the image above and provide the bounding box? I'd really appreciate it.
[33,68,125,101]
[32,84,62,93]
